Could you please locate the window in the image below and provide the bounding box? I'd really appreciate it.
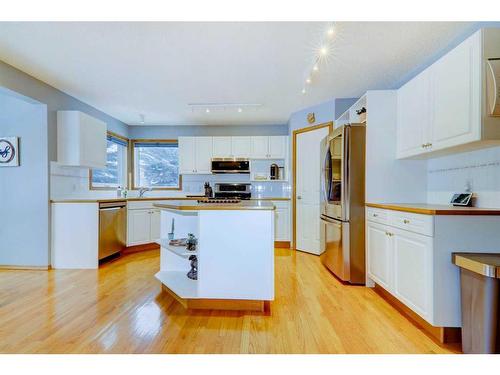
[132,140,181,190]
[90,133,128,190]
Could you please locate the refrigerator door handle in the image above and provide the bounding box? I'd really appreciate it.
[341,125,350,222]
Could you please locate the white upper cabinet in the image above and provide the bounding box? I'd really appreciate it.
[178,137,196,174]
[194,137,213,174]
[231,136,252,157]
[396,29,500,159]
[57,111,107,168]
[268,136,287,158]
[251,136,269,158]
[251,136,287,159]
[430,32,481,151]
[397,70,431,158]
[212,137,232,158]
[212,136,252,158]
[179,136,213,174]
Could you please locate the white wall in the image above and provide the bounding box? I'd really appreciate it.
[427,146,500,208]
[0,89,49,267]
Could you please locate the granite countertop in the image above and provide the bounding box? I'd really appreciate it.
[154,200,275,211]
[50,196,290,203]
[366,202,500,216]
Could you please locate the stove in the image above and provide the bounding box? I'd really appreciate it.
[213,183,251,200]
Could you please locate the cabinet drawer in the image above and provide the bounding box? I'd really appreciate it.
[366,207,390,225]
[390,211,433,237]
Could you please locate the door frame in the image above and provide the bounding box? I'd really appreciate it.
[292,121,333,249]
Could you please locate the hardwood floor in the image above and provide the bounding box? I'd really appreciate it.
[0,248,459,354]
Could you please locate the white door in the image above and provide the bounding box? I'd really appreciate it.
[366,222,392,290]
[194,137,213,174]
[150,209,161,242]
[251,136,269,158]
[392,228,433,321]
[231,136,252,157]
[268,136,287,159]
[295,127,329,254]
[212,137,232,158]
[178,137,196,174]
[128,209,151,246]
[430,33,480,152]
[396,69,431,158]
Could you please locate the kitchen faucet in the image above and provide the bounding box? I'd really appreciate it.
[138,187,152,197]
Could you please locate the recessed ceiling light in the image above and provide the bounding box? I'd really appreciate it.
[313,64,319,72]
[206,108,210,113]
[327,27,335,37]
[306,78,311,84]
[301,89,306,94]
[238,108,242,113]
[320,46,328,56]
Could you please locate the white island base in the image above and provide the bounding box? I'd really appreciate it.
[154,201,275,312]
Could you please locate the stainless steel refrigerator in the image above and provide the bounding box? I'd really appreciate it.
[320,124,366,284]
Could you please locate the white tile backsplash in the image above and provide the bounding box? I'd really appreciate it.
[427,146,500,207]
[50,162,291,200]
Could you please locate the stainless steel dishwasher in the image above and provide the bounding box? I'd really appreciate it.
[99,201,127,260]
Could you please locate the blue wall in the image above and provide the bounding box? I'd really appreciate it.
[0,60,129,163]
[128,124,288,139]
[0,89,49,267]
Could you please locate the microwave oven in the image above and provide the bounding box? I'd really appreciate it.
[211,158,250,174]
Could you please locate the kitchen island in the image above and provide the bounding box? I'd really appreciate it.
[154,200,275,311]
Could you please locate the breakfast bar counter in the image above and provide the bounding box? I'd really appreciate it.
[154,199,275,211]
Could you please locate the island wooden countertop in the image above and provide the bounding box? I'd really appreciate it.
[51,197,290,203]
[154,200,276,211]
[366,203,500,216]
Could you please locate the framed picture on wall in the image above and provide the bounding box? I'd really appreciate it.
[0,137,19,167]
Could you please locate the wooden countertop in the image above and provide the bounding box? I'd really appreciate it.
[366,203,500,216]
[154,200,275,211]
[51,196,290,203]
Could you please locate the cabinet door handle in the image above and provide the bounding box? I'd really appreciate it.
[403,219,410,224]
[373,213,378,217]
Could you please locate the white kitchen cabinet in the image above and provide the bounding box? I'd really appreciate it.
[268,136,287,158]
[430,32,480,152]
[178,136,213,174]
[273,201,290,241]
[231,136,252,157]
[251,136,269,158]
[397,70,431,158]
[366,206,500,328]
[366,221,392,290]
[212,136,252,158]
[178,137,196,174]
[396,29,500,159]
[128,209,152,246]
[212,137,232,158]
[251,136,287,159]
[392,227,433,320]
[194,137,213,174]
[57,111,107,169]
[150,209,161,242]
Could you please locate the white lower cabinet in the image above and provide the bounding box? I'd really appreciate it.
[366,208,433,324]
[392,228,433,321]
[273,201,290,241]
[127,207,161,246]
[366,222,392,290]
